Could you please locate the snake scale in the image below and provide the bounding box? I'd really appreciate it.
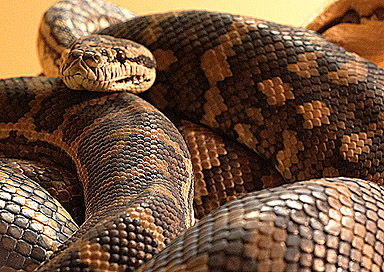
[2,0,384,271]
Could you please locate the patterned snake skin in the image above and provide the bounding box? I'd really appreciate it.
[2,0,384,271]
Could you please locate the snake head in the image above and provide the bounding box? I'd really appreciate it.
[61,35,156,93]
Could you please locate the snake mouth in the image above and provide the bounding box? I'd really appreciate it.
[62,70,156,93]
[116,75,148,85]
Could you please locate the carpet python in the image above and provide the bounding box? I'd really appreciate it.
[2,0,384,271]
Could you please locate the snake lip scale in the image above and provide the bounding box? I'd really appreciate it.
[2,0,384,271]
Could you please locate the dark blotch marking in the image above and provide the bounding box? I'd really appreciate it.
[127,55,156,69]
[0,78,36,123]
[341,9,361,24]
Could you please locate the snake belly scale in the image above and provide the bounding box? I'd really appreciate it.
[2,0,384,271]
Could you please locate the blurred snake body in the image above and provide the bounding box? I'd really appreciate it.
[2,0,384,271]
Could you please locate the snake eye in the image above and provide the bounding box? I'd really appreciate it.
[116,49,126,63]
[101,49,108,56]
[112,47,126,63]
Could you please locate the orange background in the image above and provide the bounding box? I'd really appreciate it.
[0,0,326,78]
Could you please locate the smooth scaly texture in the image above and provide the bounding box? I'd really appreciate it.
[102,10,384,184]
[0,77,193,271]
[2,0,384,271]
[0,159,79,271]
[137,177,384,272]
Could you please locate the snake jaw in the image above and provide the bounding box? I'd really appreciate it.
[62,64,156,92]
[60,35,156,93]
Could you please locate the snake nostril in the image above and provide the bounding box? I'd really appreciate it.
[66,49,84,64]
[70,49,84,59]
[84,53,102,68]
[83,50,96,58]
[373,7,384,21]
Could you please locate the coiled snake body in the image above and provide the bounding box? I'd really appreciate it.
[2,0,384,271]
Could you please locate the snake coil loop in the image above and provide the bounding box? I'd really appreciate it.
[2,0,384,271]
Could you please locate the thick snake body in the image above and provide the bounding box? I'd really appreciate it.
[2,0,384,271]
[0,76,193,271]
